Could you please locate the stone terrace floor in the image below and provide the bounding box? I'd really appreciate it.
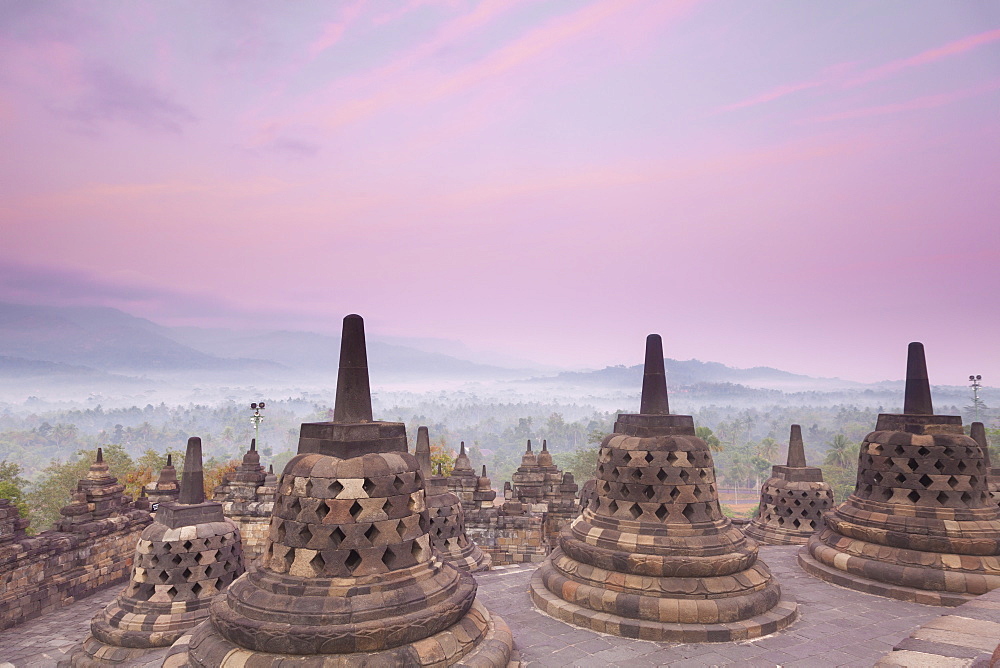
[0,545,980,667]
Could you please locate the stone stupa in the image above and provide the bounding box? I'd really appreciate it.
[145,454,180,506]
[530,334,798,641]
[167,314,512,666]
[972,422,1000,507]
[68,437,244,666]
[417,427,492,572]
[745,425,834,545]
[799,343,1000,606]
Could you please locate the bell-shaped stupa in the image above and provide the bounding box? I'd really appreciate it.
[145,454,180,506]
[169,315,512,666]
[420,428,492,573]
[745,425,834,545]
[68,437,244,666]
[530,335,797,641]
[972,422,1000,507]
[799,343,1000,606]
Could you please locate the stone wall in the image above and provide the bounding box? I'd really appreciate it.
[466,506,547,566]
[227,514,270,563]
[0,512,150,631]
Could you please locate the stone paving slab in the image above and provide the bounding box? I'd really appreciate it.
[875,583,1000,667]
[0,545,983,667]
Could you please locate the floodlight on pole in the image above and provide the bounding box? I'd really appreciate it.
[250,401,266,449]
[970,376,983,422]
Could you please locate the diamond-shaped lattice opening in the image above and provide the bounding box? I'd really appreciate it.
[597,463,606,476]
[627,502,641,519]
[274,520,286,543]
[331,526,346,548]
[194,552,203,564]
[655,505,668,521]
[171,554,183,566]
[793,499,801,506]
[905,459,918,471]
[167,586,177,597]
[382,546,398,570]
[350,500,364,520]
[669,486,680,501]
[607,500,619,515]
[364,524,381,545]
[944,447,955,457]
[792,518,801,528]
[656,469,668,483]
[310,551,326,576]
[969,476,978,488]
[316,500,329,522]
[644,451,654,464]
[412,540,426,562]
[917,446,930,456]
[622,451,632,465]
[643,486,655,500]
[893,446,906,456]
[937,490,950,504]
[288,496,302,514]
[666,451,678,464]
[297,524,313,546]
[960,491,972,504]
[183,540,193,550]
[419,513,429,533]
[304,479,313,497]
[918,474,933,488]
[679,470,690,483]
[693,485,702,500]
[630,468,642,481]
[362,478,376,496]
[873,472,883,484]
[345,550,362,573]
[948,476,959,489]
[699,469,708,479]
[150,555,159,566]
[958,460,967,473]
[158,570,170,583]
[895,473,907,484]
[329,480,344,497]
[907,490,921,503]
[182,567,192,579]
[933,460,945,472]
[681,504,696,522]
[191,582,202,596]
[393,475,405,492]
[281,547,294,572]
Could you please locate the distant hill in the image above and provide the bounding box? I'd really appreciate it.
[524,358,861,391]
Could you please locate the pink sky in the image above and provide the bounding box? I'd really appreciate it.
[1,1,998,383]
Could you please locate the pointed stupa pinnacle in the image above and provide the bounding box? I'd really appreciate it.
[250,438,256,452]
[972,422,991,468]
[166,454,172,467]
[437,462,444,475]
[640,334,670,415]
[333,314,374,423]
[415,426,432,479]
[786,424,807,468]
[96,447,104,464]
[526,440,532,453]
[482,465,487,477]
[460,441,466,456]
[903,342,933,415]
[178,437,205,505]
[542,440,548,451]
[268,464,274,474]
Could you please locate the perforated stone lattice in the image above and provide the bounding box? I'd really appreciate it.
[593,443,722,525]
[263,470,431,578]
[127,530,243,603]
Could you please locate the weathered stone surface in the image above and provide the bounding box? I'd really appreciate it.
[530,334,797,641]
[745,425,834,546]
[0,450,151,632]
[168,314,511,666]
[144,454,179,506]
[800,342,1000,606]
[65,437,245,666]
[972,422,1000,509]
[425,451,491,573]
[212,439,275,561]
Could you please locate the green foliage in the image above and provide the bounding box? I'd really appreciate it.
[555,447,600,481]
[0,462,29,519]
[695,426,722,452]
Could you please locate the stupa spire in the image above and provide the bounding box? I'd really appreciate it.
[178,437,205,505]
[333,314,373,423]
[786,424,807,467]
[526,440,532,453]
[640,334,670,415]
[415,426,432,479]
[250,438,256,452]
[903,341,933,415]
[972,422,991,468]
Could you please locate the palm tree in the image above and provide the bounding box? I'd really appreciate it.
[824,434,856,469]
[758,437,779,463]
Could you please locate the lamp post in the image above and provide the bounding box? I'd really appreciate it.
[969,375,983,422]
[250,401,266,449]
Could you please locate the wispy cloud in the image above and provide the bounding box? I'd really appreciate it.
[845,27,1000,88]
[808,78,1000,124]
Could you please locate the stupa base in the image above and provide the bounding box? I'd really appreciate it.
[163,599,513,667]
[529,566,798,642]
[744,522,812,546]
[797,546,976,607]
[62,637,159,667]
